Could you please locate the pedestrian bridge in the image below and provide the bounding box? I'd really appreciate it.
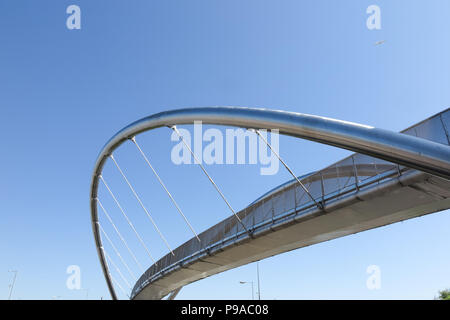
[90,107,450,300]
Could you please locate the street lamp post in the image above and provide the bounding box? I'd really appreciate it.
[239,281,254,300]
[8,270,18,300]
[257,262,261,300]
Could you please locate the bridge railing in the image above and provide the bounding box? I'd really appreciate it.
[236,155,400,233]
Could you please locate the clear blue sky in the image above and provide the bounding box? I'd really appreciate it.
[1,0,449,300]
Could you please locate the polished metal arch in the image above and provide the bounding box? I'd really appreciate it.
[90,107,450,299]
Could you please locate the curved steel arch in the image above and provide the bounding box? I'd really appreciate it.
[90,107,450,299]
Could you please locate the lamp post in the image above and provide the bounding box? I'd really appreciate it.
[8,270,18,300]
[239,281,254,300]
[256,261,261,300]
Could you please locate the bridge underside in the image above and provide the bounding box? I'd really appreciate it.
[133,170,450,299]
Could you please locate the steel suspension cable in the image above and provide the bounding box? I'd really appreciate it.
[131,137,200,242]
[99,175,158,264]
[104,250,131,290]
[171,126,249,233]
[107,268,130,299]
[110,155,175,256]
[99,222,137,281]
[253,129,323,210]
[96,197,144,271]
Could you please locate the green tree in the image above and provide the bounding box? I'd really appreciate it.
[437,289,450,300]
